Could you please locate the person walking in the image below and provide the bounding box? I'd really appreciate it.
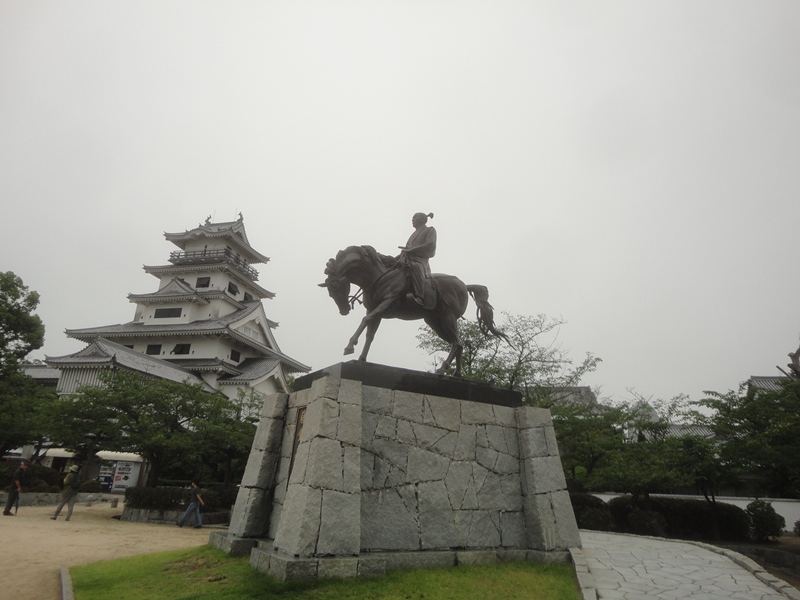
[50,463,83,521]
[177,480,205,529]
[3,460,29,516]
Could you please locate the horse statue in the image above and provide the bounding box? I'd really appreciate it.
[318,245,508,377]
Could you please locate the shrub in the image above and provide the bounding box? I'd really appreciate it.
[79,480,103,493]
[606,495,750,542]
[570,493,614,531]
[794,520,800,536]
[124,485,227,512]
[0,462,61,492]
[124,487,186,511]
[746,499,785,542]
[627,508,667,537]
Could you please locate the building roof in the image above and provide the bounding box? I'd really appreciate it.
[46,338,216,392]
[127,277,210,305]
[218,358,282,384]
[19,364,61,383]
[748,375,789,393]
[164,218,269,264]
[142,263,275,299]
[65,303,309,374]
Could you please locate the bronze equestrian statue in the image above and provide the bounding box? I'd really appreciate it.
[319,215,508,377]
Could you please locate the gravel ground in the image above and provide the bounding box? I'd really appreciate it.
[0,500,209,600]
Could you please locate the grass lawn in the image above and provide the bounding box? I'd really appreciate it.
[70,546,581,600]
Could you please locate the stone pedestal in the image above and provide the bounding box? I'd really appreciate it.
[210,361,580,580]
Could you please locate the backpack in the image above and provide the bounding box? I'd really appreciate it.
[64,472,81,491]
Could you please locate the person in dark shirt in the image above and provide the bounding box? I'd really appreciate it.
[4,460,29,516]
[177,479,205,528]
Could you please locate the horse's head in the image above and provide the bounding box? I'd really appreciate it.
[318,253,353,316]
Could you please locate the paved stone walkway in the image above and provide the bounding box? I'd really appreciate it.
[577,531,800,600]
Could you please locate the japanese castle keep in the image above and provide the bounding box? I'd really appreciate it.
[48,216,309,398]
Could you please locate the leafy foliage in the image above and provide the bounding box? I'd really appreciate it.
[46,370,252,486]
[0,271,45,376]
[697,379,800,498]
[0,370,57,457]
[746,499,786,541]
[417,313,600,405]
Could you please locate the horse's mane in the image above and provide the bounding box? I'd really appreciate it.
[334,245,397,270]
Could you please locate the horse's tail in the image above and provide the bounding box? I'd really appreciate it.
[466,284,511,344]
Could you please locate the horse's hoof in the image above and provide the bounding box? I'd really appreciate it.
[343,346,354,355]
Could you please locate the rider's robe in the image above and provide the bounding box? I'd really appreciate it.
[402,225,437,301]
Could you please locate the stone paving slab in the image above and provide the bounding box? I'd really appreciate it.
[578,531,799,600]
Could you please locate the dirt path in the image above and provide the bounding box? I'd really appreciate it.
[0,501,210,600]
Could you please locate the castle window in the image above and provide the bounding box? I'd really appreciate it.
[172,344,191,355]
[231,350,241,362]
[154,308,182,318]
[146,344,161,355]
[227,282,240,295]
[196,277,210,288]
[243,292,254,302]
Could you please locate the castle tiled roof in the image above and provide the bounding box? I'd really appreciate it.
[46,338,216,392]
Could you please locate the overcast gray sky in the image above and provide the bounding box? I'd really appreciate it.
[2,1,799,405]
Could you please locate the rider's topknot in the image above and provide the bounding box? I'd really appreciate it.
[427,212,434,219]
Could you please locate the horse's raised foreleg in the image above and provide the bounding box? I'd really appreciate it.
[359,318,381,362]
[343,298,396,358]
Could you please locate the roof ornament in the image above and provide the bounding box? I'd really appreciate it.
[205,215,212,225]
[238,212,244,221]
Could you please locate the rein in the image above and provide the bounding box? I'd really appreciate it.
[345,260,404,310]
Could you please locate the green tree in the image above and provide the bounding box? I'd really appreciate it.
[697,379,800,498]
[0,370,57,457]
[0,271,45,375]
[417,312,601,405]
[46,370,241,486]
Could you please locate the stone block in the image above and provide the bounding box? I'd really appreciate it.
[393,391,423,423]
[383,550,456,571]
[343,445,360,492]
[396,419,416,445]
[268,501,282,540]
[310,376,341,402]
[521,456,568,495]
[467,511,501,547]
[444,461,472,510]
[457,550,498,565]
[250,547,271,572]
[306,437,345,491]
[497,548,528,562]
[476,445,498,470]
[503,427,520,458]
[268,553,319,581]
[240,449,281,489]
[518,427,549,459]
[461,401,494,425]
[337,378,363,406]
[430,431,458,457]
[317,557,358,578]
[527,549,570,564]
[500,511,526,547]
[375,415,398,439]
[317,490,360,556]
[253,416,286,454]
[362,385,393,415]
[338,402,362,447]
[287,388,310,408]
[288,440,310,485]
[453,425,477,461]
[361,411,379,445]
[272,485,322,557]
[544,426,560,457]
[370,438,410,469]
[523,494,558,551]
[411,422,452,452]
[357,556,386,577]
[228,487,271,538]
[361,488,419,551]
[260,393,289,419]
[494,452,520,476]
[407,447,449,482]
[486,424,509,453]
[301,396,339,441]
[515,406,552,429]
[422,395,462,431]
[550,490,581,548]
[492,405,517,428]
